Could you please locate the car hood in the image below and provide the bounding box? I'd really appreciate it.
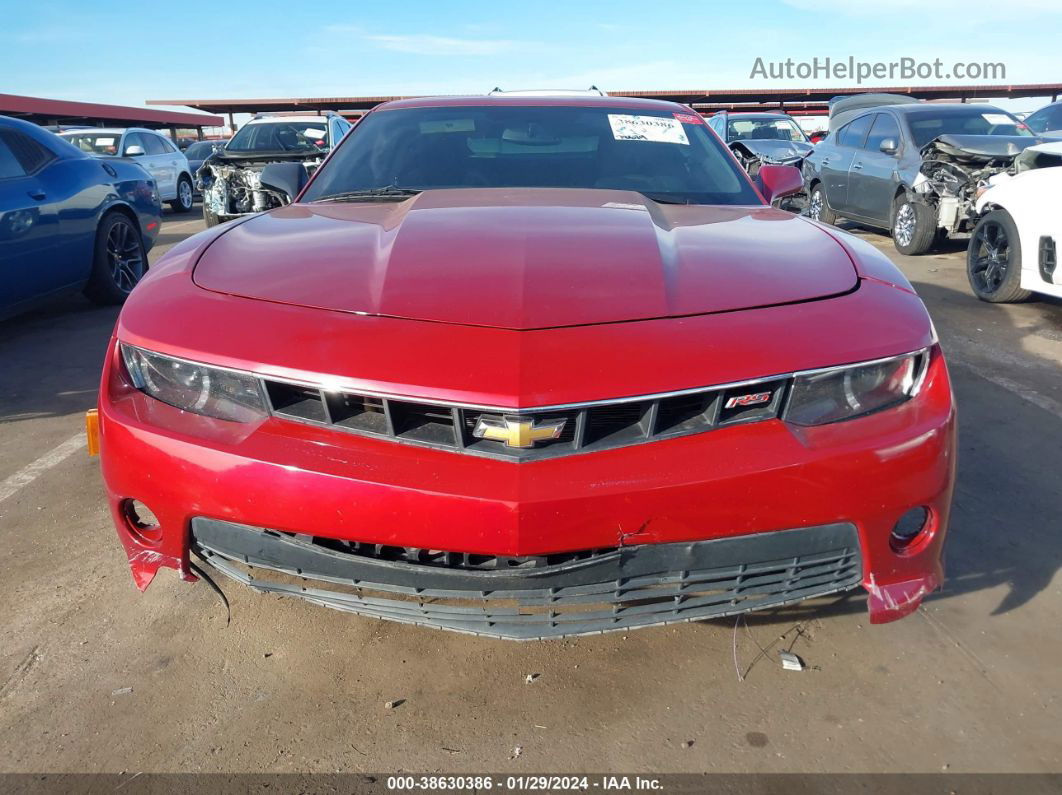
[193,188,858,330]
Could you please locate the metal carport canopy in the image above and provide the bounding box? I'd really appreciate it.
[1,93,223,129]
[148,82,1062,117]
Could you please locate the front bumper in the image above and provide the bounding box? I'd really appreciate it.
[98,340,955,635]
[194,518,862,640]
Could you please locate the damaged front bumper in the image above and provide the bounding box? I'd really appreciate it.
[97,334,955,636]
[192,518,864,640]
[198,153,321,222]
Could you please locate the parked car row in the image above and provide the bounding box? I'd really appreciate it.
[4,91,1059,324]
[58,127,196,213]
[794,95,1061,303]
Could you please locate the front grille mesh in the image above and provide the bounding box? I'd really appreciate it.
[300,533,617,571]
[260,376,790,460]
[192,519,863,640]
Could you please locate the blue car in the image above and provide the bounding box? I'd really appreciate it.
[1,115,161,321]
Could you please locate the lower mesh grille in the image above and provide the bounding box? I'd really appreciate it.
[299,534,617,571]
[192,518,863,640]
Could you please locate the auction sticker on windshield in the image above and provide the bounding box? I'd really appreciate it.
[982,113,1013,125]
[673,112,704,125]
[608,114,689,145]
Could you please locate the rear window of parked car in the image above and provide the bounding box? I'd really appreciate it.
[0,134,25,178]
[185,141,220,158]
[304,105,762,206]
[1024,104,1062,134]
[864,113,901,152]
[142,134,170,155]
[63,132,122,156]
[0,130,54,176]
[836,115,873,148]
[907,109,1032,148]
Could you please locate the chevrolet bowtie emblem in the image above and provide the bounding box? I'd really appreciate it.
[472,415,567,448]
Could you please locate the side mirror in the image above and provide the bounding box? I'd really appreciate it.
[123,145,145,157]
[879,138,899,155]
[757,164,804,205]
[260,162,309,201]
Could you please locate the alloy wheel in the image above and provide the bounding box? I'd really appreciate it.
[970,220,1011,293]
[107,219,144,293]
[808,191,823,221]
[178,180,193,210]
[894,202,916,248]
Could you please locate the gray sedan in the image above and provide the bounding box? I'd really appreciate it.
[803,103,1034,254]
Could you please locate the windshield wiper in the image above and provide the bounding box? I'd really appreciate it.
[312,187,423,203]
[640,192,694,205]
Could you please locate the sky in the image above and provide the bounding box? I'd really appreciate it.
[1,0,1060,121]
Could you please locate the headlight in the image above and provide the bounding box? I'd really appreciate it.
[785,351,929,426]
[120,344,267,423]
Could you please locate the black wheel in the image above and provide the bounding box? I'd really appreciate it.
[169,175,194,213]
[807,183,836,225]
[891,195,937,255]
[84,213,147,305]
[967,210,1032,303]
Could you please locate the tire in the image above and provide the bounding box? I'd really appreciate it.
[967,209,1032,303]
[83,212,147,305]
[203,205,220,227]
[169,175,194,213]
[891,195,937,255]
[807,183,837,225]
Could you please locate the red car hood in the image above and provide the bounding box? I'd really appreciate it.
[193,188,858,330]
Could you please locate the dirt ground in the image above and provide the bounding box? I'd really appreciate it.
[1,208,1060,775]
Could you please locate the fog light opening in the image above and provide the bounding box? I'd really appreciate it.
[122,499,162,545]
[890,506,931,554]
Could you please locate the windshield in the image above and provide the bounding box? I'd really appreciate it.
[302,105,761,205]
[227,121,328,153]
[727,117,808,143]
[185,141,222,158]
[61,132,122,156]
[907,109,1033,148]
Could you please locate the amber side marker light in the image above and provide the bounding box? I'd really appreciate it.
[85,409,100,456]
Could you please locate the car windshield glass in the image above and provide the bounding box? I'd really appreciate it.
[302,105,761,205]
[61,132,123,156]
[727,118,807,142]
[907,109,1033,148]
[185,141,220,158]
[227,122,328,153]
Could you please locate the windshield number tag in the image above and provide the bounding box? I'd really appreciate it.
[608,114,690,145]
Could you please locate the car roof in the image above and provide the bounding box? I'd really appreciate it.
[57,127,160,135]
[888,103,1008,116]
[244,116,332,125]
[373,95,691,113]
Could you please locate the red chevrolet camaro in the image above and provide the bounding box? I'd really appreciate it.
[96,95,956,639]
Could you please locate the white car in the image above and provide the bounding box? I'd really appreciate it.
[967,142,1062,302]
[59,128,195,213]
[198,112,352,226]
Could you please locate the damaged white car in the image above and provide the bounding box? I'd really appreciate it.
[198,112,352,226]
[967,141,1062,302]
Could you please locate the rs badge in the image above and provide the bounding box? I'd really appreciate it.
[724,391,772,409]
